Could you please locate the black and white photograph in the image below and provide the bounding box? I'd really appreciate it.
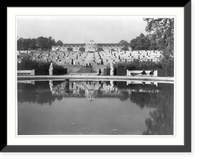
[17,15,174,136]
[3,4,192,153]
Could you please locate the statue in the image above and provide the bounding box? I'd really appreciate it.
[110,63,114,76]
[49,80,53,92]
[49,62,53,75]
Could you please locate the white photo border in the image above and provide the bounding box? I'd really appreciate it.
[7,7,184,146]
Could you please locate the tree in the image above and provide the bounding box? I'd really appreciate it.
[129,38,137,50]
[28,38,36,49]
[144,18,174,69]
[36,36,45,49]
[130,33,150,50]
[79,47,85,52]
[17,38,24,50]
[147,34,159,50]
[56,40,64,46]
[121,46,129,51]
[17,36,58,50]
[47,36,56,49]
[23,39,31,50]
[119,40,130,46]
[119,40,130,51]
[144,18,174,51]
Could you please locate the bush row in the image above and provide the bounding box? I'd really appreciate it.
[34,69,67,75]
[18,56,67,75]
[18,55,64,70]
[113,60,163,71]
[113,59,174,76]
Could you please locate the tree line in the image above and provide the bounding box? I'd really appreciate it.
[118,33,162,51]
[117,18,174,69]
[17,36,64,50]
[118,18,174,52]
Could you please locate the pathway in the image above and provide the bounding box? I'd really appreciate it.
[83,52,94,66]
[76,66,96,73]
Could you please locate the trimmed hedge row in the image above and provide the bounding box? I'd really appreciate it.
[18,56,65,70]
[113,59,174,76]
[103,67,110,76]
[35,68,67,75]
[18,56,67,75]
[53,69,67,75]
[35,69,48,75]
[115,66,127,76]
[113,60,163,71]
[157,69,174,77]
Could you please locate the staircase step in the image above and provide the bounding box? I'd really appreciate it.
[76,66,96,73]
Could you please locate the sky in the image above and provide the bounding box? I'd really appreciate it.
[17,16,147,44]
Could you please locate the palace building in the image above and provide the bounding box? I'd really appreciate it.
[52,40,127,52]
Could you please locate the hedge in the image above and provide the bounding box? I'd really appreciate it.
[34,68,67,75]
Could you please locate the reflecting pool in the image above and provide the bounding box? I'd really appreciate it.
[17,79,174,135]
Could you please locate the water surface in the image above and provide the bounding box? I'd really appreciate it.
[18,80,174,135]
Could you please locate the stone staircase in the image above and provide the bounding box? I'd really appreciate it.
[63,65,82,73]
[76,66,96,73]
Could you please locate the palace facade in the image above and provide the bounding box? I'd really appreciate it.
[52,40,129,52]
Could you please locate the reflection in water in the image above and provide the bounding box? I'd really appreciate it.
[47,80,160,103]
[18,80,174,135]
[18,79,159,103]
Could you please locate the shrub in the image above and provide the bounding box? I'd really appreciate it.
[18,56,64,70]
[113,60,163,72]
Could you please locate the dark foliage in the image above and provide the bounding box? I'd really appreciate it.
[130,33,151,50]
[18,55,63,69]
[114,60,162,72]
[17,36,63,50]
